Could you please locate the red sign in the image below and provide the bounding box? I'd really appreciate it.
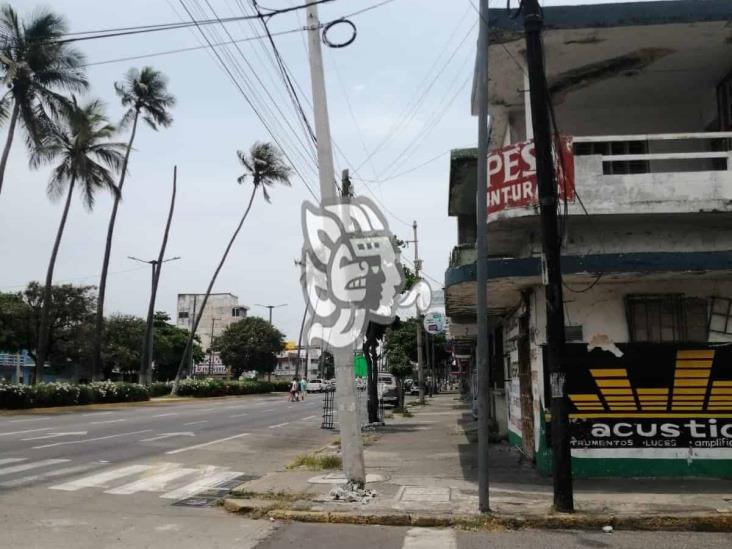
[487,137,575,214]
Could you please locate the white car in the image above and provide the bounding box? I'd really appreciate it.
[306,379,324,392]
[377,373,398,406]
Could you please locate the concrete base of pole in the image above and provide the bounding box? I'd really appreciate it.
[333,346,365,486]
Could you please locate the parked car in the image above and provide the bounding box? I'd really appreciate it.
[378,373,398,406]
[409,381,420,396]
[306,379,324,392]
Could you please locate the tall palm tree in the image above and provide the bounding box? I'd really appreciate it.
[171,142,291,395]
[31,99,125,384]
[93,67,175,381]
[0,5,87,196]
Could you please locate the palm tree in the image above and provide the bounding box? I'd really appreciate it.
[93,67,175,381]
[171,142,291,395]
[31,99,125,384]
[0,5,87,196]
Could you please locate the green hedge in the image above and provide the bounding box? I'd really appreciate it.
[0,378,291,409]
[174,378,290,398]
[0,381,149,410]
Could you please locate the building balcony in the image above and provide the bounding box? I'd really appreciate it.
[490,132,732,225]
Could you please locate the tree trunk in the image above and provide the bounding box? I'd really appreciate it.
[93,111,139,381]
[140,167,177,385]
[171,184,259,395]
[35,178,76,384]
[0,102,20,197]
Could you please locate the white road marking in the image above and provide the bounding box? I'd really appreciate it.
[0,463,105,488]
[89,418,127,425]
[106,466,196,495]
[32,429,152,449]
[261,408,275,412]
[0,428,52,437]
[50,464,152,491]
[0,459,70,477]
[165,433,250,455]
[229,413,248,418]
[402,528,457,549]
[160,470,242,500]
[7,417,51,423]
[268,422,289,429]
[183,420,208,426]
[140,432,195,442]
[0,458,25,466]
[81,411,113,417]
[22,431,87,441]
[195,408,216,412]
[151,413,178,418]
[301,415,316,421]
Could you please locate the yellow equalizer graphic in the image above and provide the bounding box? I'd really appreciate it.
[671,350,714,411]
[569,349,732,415]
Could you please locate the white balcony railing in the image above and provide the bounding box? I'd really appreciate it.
[573,132,732,174]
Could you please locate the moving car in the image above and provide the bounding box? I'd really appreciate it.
[306,379,324,392]
[377,373,398,406]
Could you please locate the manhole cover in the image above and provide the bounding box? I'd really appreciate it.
[397,486,451,503]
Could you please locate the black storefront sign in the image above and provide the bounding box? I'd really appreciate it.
[542,343,732,449]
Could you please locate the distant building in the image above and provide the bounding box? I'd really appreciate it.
[176,293,248,351]
[275,344,322,380]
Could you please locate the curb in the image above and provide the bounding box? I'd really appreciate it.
[223,498,732,532]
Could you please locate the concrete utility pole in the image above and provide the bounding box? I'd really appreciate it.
[188,295,198,378]
[208,317,218,376]
[475,0,491,513]
[412,221,425,405]
[522,0,574,512]
[129,254,180,385]
[306,3,365,486]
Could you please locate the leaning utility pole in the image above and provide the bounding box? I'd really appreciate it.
[522,0,574,512]
[412,221,426,405]
[475,0,492,513]
[306,3,365,486]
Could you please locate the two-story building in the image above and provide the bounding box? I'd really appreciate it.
[446,0,732,477]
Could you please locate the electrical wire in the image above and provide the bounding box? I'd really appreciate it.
[176,0,318,200]
[353,149,451,183]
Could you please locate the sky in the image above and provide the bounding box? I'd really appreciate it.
[0,0,668,341]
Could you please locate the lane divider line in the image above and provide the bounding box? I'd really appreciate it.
[165,433,250,455]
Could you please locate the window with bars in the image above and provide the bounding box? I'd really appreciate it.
[708,296,732,336]
[625,294,708,343]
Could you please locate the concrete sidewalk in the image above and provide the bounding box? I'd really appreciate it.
[225,393,732,530]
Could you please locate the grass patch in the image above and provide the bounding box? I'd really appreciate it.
[287,453,342,471]
[362,433,380,446]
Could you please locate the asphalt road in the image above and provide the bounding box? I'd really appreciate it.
[257,523,732,549]
[0,392,332,549]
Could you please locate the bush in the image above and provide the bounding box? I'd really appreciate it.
[148,381,173,398]
[174,378,287,398]
[0,381,149,409]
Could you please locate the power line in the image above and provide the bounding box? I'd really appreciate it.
[44,0,337,45]
[354,149,451,183]
[176,0,318,200]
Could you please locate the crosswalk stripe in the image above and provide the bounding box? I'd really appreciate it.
[0,459,70,477]
[160,470,242,500]
[269,422,289,429]
[402,528,457,549]
[0,458,25,466]
[0,463,105,488]
[106,466,196,495]
[50,464,152,491]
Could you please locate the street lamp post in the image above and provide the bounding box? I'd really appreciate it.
[255,303,287,325]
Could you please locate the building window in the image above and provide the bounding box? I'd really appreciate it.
[625,294,708,343]
[709,296,732,336]
[178,311,189,319]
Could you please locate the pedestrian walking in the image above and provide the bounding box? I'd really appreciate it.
[299,377,308,401]
[289,377,299,402]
